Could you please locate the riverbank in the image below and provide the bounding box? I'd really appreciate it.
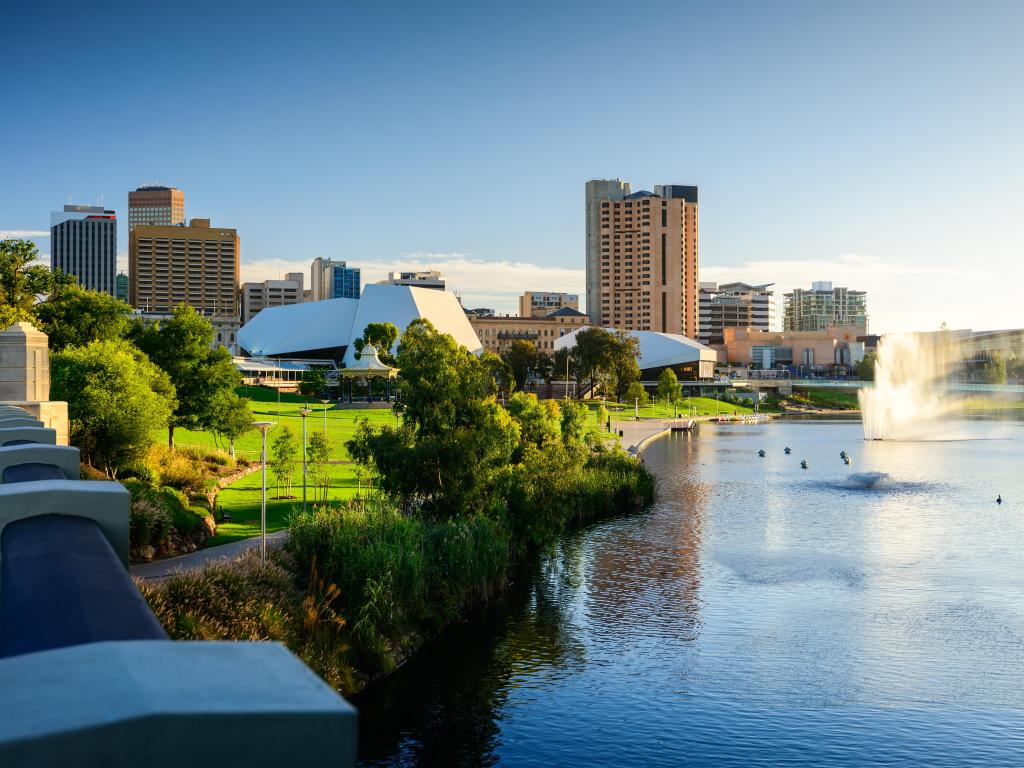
[138,448,655,696]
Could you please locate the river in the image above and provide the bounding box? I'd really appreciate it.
[355,418,1024,766]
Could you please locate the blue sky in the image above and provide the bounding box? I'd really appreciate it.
[2,1,1021,331]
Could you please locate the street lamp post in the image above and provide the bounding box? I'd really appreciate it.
[299,406,312,512]
[320,398,330,435]
[253,421,276,564]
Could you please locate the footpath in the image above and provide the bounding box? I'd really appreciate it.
[131,530,289,582]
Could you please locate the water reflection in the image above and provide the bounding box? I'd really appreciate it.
[358,419,1024,766]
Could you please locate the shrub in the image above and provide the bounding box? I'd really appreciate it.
[147,445,207,495]
[130,495,173,547]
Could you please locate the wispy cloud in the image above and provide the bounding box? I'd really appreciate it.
[0,230,49,239]
[241,253,584,315]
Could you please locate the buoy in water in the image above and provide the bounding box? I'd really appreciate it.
[758,449,766,457]
[800,460,808,469]
[784,447,792,454]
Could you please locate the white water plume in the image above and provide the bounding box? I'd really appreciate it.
[859,332,963,441]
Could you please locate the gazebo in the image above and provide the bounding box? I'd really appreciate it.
[334,345,399,403]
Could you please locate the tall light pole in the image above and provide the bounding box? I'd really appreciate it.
[299,405,312,512]
[320,398,330,435]
[299,409,309,512]
[253,421,276,564]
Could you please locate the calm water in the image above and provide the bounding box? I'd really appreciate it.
[356,419,1024,766]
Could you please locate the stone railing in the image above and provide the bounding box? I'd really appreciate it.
[0,403,358,764]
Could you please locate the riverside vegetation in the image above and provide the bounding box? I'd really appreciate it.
[140,320,655,693]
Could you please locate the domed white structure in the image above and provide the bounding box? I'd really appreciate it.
[554,327,717,378]
[236,284,481,363]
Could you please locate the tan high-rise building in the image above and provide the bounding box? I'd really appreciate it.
[129,218,239,316]
[585,180,699,337]
[127,186,185,231]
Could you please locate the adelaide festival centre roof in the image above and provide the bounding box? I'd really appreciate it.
[553,327,718,371]
[236,284,482,363]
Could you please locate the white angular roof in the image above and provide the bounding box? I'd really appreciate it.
[236,284,481,361]
[554,327,717,370]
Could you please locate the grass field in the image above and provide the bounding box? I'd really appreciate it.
[167,388,398,544]
[185,389,754,547]
[592,396,755,420]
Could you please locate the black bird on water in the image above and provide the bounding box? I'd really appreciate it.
[997,495,1003,504]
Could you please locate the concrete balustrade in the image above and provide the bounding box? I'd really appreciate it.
[0,322,359,763]
[0,444,79,482]
[0,417,45,429]
[0,641,358,767]
[0,479,130,569]
[0,426,57,446]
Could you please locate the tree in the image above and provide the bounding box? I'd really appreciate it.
[35,283,132,351]
[50,340,175,477]
[353,321,399,365]
[608,329,641,402]
[347,319,520,516]
[625,381,649,407]
[572,327,616,396]
[481,351,514,397]
[855,351,877,381]
[298,367,328,396]
[656,368,682,410]
[131,304,242,447]
[0,238,71,329]
[981,352,1008,384]
[270,426,298,498]
[506,392,560,461]
[208,392,253,458]
[307,430,332,503]
[502,340,538,392]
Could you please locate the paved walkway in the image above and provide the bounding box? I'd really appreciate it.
[130,530,289,582]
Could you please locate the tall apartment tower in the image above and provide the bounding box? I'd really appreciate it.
[127,186,185,231]
[50,205,118,295]
[783,281,868,332]
[698,282,775,346]
[585,180,699,336]
[310,258,361,301]
[129,218,239,316]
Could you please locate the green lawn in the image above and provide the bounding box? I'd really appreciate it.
[588,396,755,420]
[166,388,398,545]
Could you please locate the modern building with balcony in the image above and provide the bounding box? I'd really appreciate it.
[377,270,445,291]
[698,282,774,345]
[783,281,867,333]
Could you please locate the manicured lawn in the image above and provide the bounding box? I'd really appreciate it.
[167,387,399,462]
[587,396,755,421]
[165,388,398,545]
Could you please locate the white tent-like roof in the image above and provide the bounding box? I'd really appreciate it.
[236,284,482,361]
[554,327,718,371]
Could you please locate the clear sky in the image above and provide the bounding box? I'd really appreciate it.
[2,0,1021,332]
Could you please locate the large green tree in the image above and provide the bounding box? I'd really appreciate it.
[656,368,682,408]
[347,319,520,516]
[208,391,253,458]
[608,329,642,401]
[131,304,242,447]
[51,340,176,477]
[0,238,71,329]
[353,321,399,364]
[502,340,538,391]
[35,283,132,351]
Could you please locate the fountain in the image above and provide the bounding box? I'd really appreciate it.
[858,332,962,440]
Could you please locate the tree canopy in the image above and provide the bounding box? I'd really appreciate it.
[502,340,538,392]
[131,304,242,447]
[0,238,72,329]
[353,321,399,365]
[348,319,520,515]
[656,368,682,406]
[51,339,176,477]
[35,283,133,351]
[571,327,641,400]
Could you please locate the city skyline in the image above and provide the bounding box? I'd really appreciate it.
[3,1,1022,332]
